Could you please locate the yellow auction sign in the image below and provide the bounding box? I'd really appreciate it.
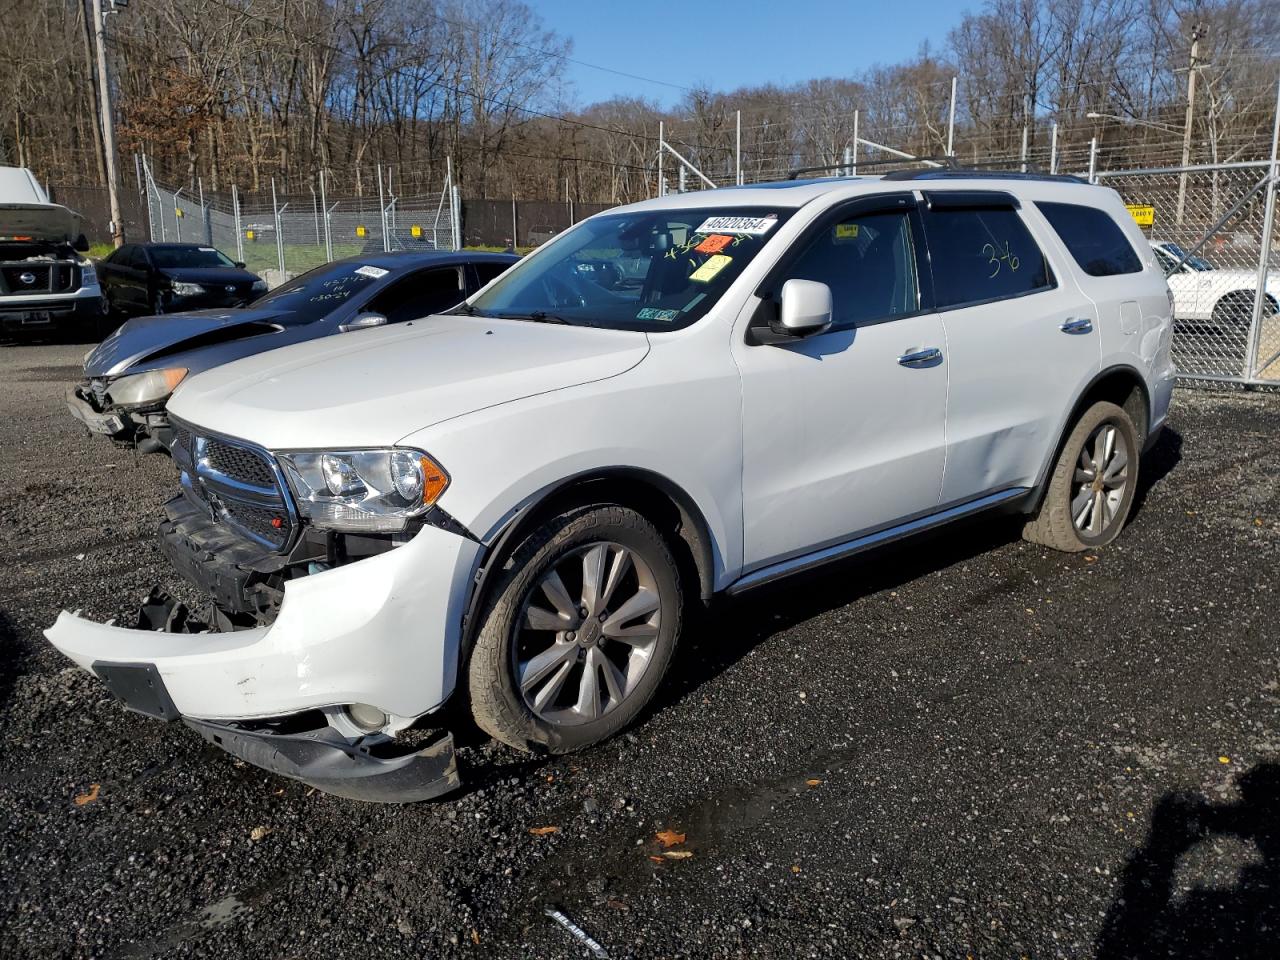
[1126,204,1155,227]
[411,224,423,238]
[356,225,367,238]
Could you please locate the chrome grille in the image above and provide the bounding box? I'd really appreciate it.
[170,418,295,551]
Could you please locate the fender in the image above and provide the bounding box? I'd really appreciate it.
[455,466,720,656]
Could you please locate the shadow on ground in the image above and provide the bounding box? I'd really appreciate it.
[1097,763,1280,959]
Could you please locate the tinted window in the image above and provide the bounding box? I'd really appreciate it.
[127,247,150,269]
[1036,202,1142,277]
[473,261,511,287]
[922,205,1054,309]
[780,209,920,329]
[367,267,464,323]
[467,207,794,330]
[149,246,236,269]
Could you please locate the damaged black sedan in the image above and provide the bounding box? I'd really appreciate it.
[67,250,518,451]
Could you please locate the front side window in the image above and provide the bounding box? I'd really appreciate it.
[367,267,464,323]
[465,207,794,330]
[922,204,1054,309]
[1155,241,1213,272]
[1036,202,1142,277]
[149,246,237,269]
[778,209,921,329]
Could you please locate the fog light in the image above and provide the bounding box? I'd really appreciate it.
[346,702,388,732]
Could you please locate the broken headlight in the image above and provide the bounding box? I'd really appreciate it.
[278,448,449,533]
[107,367,188,406]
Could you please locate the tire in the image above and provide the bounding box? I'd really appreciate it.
[467,505,683,754]
[1211,291,1255,347]
[1022,401,1140,552]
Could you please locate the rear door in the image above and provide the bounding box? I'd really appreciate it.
[733,193,948,570]
[920,191,1100,503]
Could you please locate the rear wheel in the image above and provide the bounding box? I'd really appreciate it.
[467,505,683,754]
[1022,401,1139,552]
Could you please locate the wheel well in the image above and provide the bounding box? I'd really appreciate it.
[461,470,716,651]
[1214,289,1277,318]
[1031,366,1150,511]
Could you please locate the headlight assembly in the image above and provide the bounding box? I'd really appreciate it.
[171,281,205,296]
[278,448,449,533]
[106,367,188,406]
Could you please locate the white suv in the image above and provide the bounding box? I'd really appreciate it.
[46,171,1175,801]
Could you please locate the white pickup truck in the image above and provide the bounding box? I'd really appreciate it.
[0,166,107,338]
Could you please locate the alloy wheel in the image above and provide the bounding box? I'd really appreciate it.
[1070,421,1132,537]
[514,541,662,726]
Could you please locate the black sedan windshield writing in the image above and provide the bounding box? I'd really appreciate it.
[253,262,382,323]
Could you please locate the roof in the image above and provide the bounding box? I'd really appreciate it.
[606,171,1101,218]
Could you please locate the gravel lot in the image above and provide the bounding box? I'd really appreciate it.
[1,340,1278,959]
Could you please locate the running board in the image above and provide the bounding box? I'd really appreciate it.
[725,487,1029,595]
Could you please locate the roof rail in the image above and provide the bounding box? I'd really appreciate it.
[882,167,1087,184]
[786,155,946,180]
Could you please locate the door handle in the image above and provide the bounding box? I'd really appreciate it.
[897,347,943,367]
[1059,317,1093,335]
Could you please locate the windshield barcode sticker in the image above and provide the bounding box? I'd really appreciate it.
[694,214,777,235]
[354,265,389,279]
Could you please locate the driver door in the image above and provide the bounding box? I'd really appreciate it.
[732,194,948,572]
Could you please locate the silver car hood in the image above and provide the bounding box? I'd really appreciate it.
[84,308,291,378]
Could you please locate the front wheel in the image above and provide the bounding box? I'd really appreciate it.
[1022,401,1140,552]
[467,505,683,754]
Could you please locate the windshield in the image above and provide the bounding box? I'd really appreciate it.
[466,207,793,330]
[1158,242,1214,272]
[150,246,237,269]
[252,261,386,324]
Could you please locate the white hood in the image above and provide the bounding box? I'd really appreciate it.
[166,314,650,449]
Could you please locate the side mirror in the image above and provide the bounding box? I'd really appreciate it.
[74,234,90,252]
[773,279,833,338]
[338,312,388,333]
[234,261,246,269]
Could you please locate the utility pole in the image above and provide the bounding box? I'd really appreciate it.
[1176,20,1204,225]
[91,0,125,247]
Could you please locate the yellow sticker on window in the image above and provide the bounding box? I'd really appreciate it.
[690,254,732,283]
[835,223,859,239]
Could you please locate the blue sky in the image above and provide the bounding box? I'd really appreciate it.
[527,0,975,109]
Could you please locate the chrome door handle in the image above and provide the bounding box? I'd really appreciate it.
[1060,317,1093,334]
[897,347,943,367]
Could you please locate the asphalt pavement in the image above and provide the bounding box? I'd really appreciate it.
[1,341,1278,959]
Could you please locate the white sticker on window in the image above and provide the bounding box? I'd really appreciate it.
[694,214,778,235]
[354,265,390,279]
[199,247,217,252]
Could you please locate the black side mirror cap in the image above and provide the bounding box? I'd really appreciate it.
[74,234,90,252]
[234,261,246,269]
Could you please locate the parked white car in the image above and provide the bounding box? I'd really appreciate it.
[46,171,1175,801]
[1151,238,1279,331]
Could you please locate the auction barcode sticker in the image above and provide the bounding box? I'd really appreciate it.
[694,214,778,235]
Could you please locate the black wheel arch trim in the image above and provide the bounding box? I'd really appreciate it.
[1026,363,1152,512]
[457,467,718,657]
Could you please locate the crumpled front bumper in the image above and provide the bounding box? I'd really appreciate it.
[43,518,482,801]
[65,383,129,437]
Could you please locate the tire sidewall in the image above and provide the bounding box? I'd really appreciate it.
[1064,403,1140,549]
[469,506,682,754]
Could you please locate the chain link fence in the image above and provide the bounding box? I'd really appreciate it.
[1095,161,1279,385]
[142,159,459,287]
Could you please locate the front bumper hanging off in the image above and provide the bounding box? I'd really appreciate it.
[55,613,463,803]
[43,506,483,803]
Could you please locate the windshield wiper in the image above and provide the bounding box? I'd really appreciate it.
[505,310,570,325]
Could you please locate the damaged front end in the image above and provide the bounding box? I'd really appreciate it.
[45,419,480,802]
[66,377,173,449]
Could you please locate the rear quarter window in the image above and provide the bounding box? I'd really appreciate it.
[1035,201,1143,277]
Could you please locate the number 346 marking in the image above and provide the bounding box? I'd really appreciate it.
[983,241,1020,277]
